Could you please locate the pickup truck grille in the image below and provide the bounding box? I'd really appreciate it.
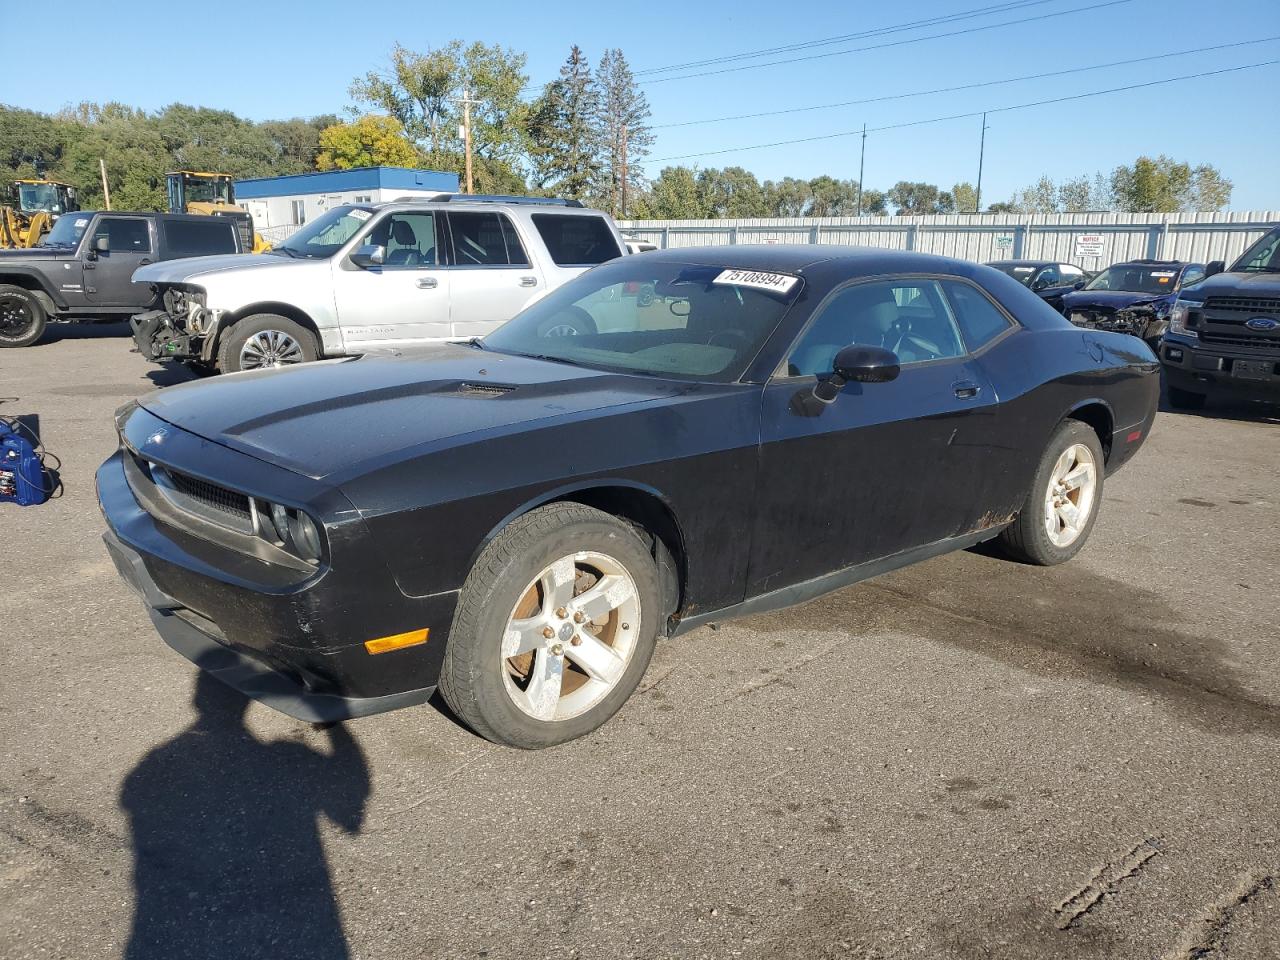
[1202,297,1280,315]
[1199,332,1280,352]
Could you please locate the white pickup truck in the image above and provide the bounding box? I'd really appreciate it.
[131,195,629,373]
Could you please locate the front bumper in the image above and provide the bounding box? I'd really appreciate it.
[1159,334,1280,399]
[97,437,459,722]
[1068,310,1165,342]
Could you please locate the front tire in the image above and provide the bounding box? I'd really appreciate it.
[0,285,48,348]
[439,503,660,749]
[999,420,1105,566]
[216,314,318,373]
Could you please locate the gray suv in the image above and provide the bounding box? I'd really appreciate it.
[131,195,628,373]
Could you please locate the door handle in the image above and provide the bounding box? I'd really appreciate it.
[519,276,538,287]
[416,277,438,289]
[953,380,982,399]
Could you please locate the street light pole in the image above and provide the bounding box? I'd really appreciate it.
[974,112,990,214]
[856,123,867,217]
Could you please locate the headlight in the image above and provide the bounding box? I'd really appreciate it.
[1168,298,1202,337]
[254,498,323,564]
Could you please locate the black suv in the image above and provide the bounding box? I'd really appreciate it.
[0,211,244,348]
[1161,226,1280,409]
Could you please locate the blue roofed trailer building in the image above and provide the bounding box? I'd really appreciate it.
[233,167,460,241]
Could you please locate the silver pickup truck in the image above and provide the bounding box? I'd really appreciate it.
[131,195,628,373]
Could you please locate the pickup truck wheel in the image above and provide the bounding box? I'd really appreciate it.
[0,285,47,348]
[217,314,318,373]
[1166,385,1207,410]
[998,420,1105,566]
[439,503,660,749]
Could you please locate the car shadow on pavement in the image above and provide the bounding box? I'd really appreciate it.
[1157,382,1280,425]
[32,320,133,345]
[120,667,370,960]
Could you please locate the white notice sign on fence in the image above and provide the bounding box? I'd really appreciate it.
[1074,234,1106,259]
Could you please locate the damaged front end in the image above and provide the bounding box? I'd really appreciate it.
[132,285,220,363]
[1067,301,1168,342]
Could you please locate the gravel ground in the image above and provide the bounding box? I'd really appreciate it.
[3,323,1278,960]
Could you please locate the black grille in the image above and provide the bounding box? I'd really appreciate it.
[161,468,251,520]
[1204,297,1280,315]
[1200,333,1280,353]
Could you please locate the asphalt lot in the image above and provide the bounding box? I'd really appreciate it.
[3,322,1279,960]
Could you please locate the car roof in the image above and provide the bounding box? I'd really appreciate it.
[371,197,608,216]
[639,243,987,276]
[990,259,1059,267]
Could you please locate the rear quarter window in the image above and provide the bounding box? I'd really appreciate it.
[531,214,623,266]
[162,219,238,258]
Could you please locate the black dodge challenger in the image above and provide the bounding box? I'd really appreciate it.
[99,246,1159,748]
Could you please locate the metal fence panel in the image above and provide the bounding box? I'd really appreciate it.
[620,212,1279,268]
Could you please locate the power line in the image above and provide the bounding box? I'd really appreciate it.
[634,0,1061,77]
[640,0,1133,85]
[652,36,1280,130]
[647,59,1279,164]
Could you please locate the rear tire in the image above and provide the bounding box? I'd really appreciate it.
[1167,385,1207,410]
[216,314,318,373]
[439,502,660,749]
[998,420,1105,566]
[0,285,48,348]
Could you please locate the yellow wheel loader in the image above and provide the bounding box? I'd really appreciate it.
[165,171,270,252]
[0,179,79,249]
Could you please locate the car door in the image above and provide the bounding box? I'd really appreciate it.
[82,215,155,306]
[747,277,1000,595]
[331,210,452,347]
[442,210,544,338]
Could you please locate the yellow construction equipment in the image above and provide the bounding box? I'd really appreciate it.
[0,179,79,249]
[165,171,270,252]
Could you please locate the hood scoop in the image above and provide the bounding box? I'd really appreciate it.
[448,382,517,398]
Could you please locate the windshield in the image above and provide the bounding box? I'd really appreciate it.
[270,205,374,259]
[988,263,1039,287]
[483,259,802,382]
[1085,265,1181,295]
[1233,227,1280,273]
[18,183,63,214]
[39,212,91,248]
[185,178,232,204]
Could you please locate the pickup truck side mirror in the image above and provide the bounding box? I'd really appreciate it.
[94,236,110,254]
[1205,260,1225,278]
[814,344,900,402]
[350,244,385,269]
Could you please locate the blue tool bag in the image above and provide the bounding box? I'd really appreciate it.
[0,416,51,506]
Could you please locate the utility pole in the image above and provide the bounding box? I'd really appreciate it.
[458,87,479,195]
[99,158,111,211]
[856,123,867,217]
[620,123,628,220]
[974,112,990,214]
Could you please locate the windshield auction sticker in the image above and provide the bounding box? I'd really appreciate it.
[712,269,799,295]
[349,209,373,221]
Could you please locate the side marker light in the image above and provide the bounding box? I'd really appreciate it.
[365,628,429,655]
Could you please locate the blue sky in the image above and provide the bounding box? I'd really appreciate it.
[6,0,1279,209]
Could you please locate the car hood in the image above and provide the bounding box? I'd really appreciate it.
[134,253,303,285]
[0,246,73,262]
[1189,271,1280,300]
[1061,289,1169,311]
[137,344,688,481]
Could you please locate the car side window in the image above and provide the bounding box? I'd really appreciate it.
[942,280,1015,352]
[786,279,965,377]
[1036,265,1061,287]
[447,211,525,267]
[1179,265,1205,288]
[367,212,437,269]
[95,217,151,254]
[1060,264,1084,280]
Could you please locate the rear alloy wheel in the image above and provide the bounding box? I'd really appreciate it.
[440,502,660,748]
[998,419,1105,565]
[217,314,318,373]
[0,284,47,348]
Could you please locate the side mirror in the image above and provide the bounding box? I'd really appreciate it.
[1032,277,1050,291]
[94,236,109,254]
[350,244,385,269]
[1072,279,1086,290]
[1205,260,1225,278]
[814,345,900,403]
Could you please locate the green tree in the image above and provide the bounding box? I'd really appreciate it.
[698,166,768,218]
[316,116,420,171]
[948,182,977,214]
[857,188,888,216]
[260,116,338,174]
[594,48,653,218]
[986,201,1016,214]
[762,177,811,217]
[888,181,942,215]
[631,166,706,219]
[525,46,602,199]
[1109,156,1231,213]
[807,176,860,216]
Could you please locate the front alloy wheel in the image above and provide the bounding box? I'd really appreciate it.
[240,329,305,369]
[439,502,660,749]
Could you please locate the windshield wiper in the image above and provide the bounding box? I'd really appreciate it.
[465,336,486,350]
[272,245,301,259]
